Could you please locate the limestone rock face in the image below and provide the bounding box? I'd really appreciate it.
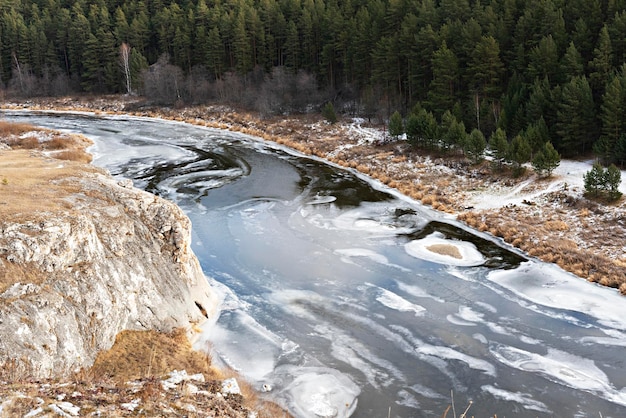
[0,172,218,378]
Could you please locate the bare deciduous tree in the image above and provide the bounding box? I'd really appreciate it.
[120,43,132,95]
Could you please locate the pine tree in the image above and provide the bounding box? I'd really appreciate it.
[440,110,466,153]
[532,141,560,177]
[600,74,625,160]
[322,102,337,124]
[427,42,459,118]
[589,25,613,97]
[388,111,404,139]
[606,164,623,200]
[489,128,509,170]
[556,76,597,155]
[406,107,438,149]
[508,134,532,177]
[584,162,605,197]
[560,41,584,81]
[528,35,559,83]
[464,129,486,165]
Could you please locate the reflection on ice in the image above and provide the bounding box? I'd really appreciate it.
[405,232,485,266]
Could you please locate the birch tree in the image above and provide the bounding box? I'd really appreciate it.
[120,43,132,94]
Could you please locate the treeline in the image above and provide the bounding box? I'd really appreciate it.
[2,0,626,163]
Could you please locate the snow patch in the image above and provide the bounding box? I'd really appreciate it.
[405,232,485,266]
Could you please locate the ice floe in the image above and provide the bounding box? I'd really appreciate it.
[376,288,426,316]
[481,385,551,413]
[405,232,485,266]
[273,366,360,418]
[490,344,626,406]
[487,261,626,331]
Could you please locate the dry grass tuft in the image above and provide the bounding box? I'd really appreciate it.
[42,136,71,150]
[0,261,46,294]
[55,149,93,163]
[544,220,569,231]
[90,328,219,382]
[0,121,39,136]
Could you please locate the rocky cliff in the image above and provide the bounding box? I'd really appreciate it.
[0,162,219,378]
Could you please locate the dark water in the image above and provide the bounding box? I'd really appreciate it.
[5,110,626,418]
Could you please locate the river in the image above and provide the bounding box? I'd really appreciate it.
[4,110,626,418]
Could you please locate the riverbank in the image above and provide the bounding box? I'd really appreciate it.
[0,117,287,417]
[3,95,625,295]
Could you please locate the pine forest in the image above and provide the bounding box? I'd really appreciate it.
[2,0,626,163]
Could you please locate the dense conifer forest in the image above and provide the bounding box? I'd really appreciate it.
[2,0,626,163]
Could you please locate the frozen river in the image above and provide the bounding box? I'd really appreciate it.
[5,110,626,417]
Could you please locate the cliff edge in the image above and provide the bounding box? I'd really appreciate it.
[0,125,219,378]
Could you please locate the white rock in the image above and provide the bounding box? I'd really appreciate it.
[120,399,140,412]
[221,378,241,395]
[23,407,44,418]
[0,171,219,379]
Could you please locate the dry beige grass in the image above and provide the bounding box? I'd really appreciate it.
[0,149,98,221]
[90,329,290,417]
[91,328,219,382]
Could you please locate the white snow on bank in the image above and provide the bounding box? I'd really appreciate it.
[467,159,626,210]
[405,232,485,267]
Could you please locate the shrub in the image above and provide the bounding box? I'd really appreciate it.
[584,162,622,201]
[322,102,337,124]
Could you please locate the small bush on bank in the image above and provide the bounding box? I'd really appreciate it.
[584,162,622,202]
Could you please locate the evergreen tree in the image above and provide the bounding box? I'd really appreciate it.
[388,110,404,139]
[560,42,584,81]
[464,128,486,165]
[440,110,467,153]
[556,76,597,155]
[606,164,623,200]
[532,141,560,177]
[600,74,625,160]
[427,42,459,118]
[527,35,560,83]
[589,25,613,97]
[322,101,337,124]
[508,134,532,176]
[406,107,438,149]
[584,162,605,197]
[489,128,509,170]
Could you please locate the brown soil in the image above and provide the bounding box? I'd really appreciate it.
[427,244,463,259]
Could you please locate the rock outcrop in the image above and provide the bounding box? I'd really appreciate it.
[0,169,218,378]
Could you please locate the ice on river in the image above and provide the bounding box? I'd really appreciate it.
[487,261,626,330]
[404,232,485,266]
